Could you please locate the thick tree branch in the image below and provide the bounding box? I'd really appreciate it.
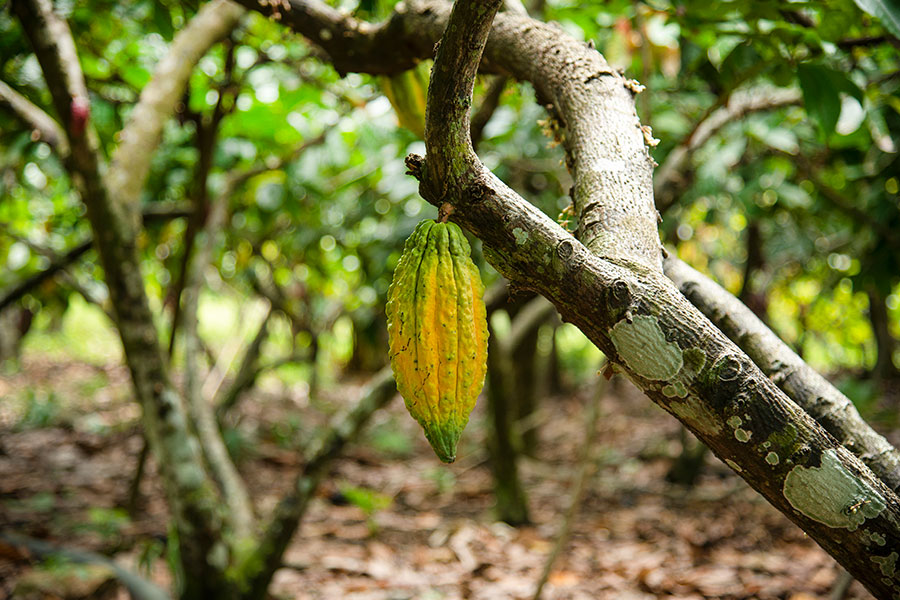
[12,2,234,593]
[106,0,244,226]
[665,255,900,493]
[231,0,429,75]
[401,0,900,595]
[655,87,802,213]
[0,79,69,155]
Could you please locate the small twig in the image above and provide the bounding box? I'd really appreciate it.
[0,531,171,600]
[470,75,508,149]
[0,79,68,155]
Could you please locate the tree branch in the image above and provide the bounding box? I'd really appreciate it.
[12,2,233,592]
[0,531,171,600]
[242,367,397,599]
[106,0,244,227]
[655,87,802,213]
[0,239,92,312]
[0,204,192,314]
[215,306,274,419]
[0,79,69,156]
[665,255,900,493]
[182,183,256,539]
[470,75,507,149]
[401,0,900,595]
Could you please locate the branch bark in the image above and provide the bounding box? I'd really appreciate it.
[654,87,802,213]
[0,79,69,155]
[242,367,397,599]
[400,0,900,595]
[12,1,242,595]
[665,255,900,493]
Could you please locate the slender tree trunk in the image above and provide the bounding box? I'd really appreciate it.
[486,330,530,525]
[868,286,899,384]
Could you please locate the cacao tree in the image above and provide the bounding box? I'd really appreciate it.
[2,0,900,598]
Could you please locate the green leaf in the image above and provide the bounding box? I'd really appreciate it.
[797,64,863,137]
[152,2,175,41]
[852,0,900,39]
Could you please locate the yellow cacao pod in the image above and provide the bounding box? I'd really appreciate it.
[379,61,430,138]
[386,220,488,462]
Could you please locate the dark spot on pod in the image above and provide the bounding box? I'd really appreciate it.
[557,238,574,260]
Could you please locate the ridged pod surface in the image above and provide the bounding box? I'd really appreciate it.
[386,220,488,462]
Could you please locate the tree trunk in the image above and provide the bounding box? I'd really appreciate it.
[486,326,531,525]
[868,286,899,384]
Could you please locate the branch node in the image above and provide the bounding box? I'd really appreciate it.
[404,153,425,179]
[438,202,454,223]
[556,238,574,261]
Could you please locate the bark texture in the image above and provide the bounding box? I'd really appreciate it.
[665,255,900,494]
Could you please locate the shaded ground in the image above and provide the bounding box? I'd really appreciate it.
[0,356,879,599]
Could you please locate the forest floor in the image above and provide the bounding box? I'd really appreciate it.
[0,356,885,600]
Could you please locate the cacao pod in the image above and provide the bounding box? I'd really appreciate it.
[379,61,430,138]
[386,220,488,462]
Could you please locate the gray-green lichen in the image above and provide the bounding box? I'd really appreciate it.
[663,382,686,398]
[783,448,886,531]
[735,428,752,442]
[766,452,780,465]
[864,530,887,547]
[513,227,528,245]
[668,397,722,436]
[872,552,898,578]
[725,459,742,472]
[610,315,682,381]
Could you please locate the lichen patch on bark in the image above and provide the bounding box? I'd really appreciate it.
[610,314,682,381]
[668,397,722,437]
[783,448,886,531]
[871,552,898,577]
